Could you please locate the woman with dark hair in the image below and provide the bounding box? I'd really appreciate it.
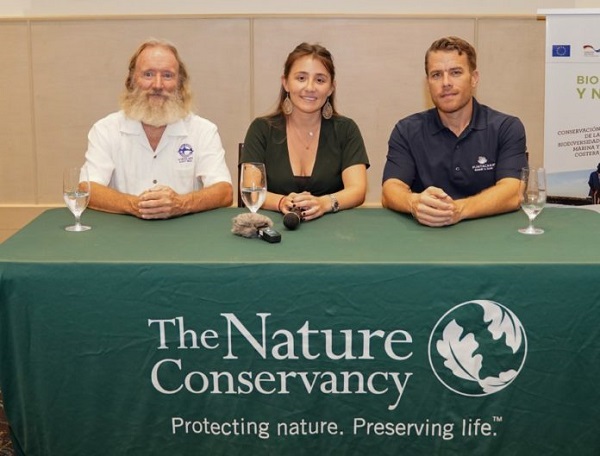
[241,42,369,222]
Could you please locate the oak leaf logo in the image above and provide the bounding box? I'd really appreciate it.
[429,300,527,396]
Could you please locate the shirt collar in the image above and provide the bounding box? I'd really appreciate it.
[469,98,486,131]
[429,97,485,136]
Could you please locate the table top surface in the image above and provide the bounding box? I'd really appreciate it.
[0,206,598,265]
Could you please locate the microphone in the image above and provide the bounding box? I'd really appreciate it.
[283,209,302,230]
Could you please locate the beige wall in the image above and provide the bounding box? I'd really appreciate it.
[4,0,594,17]
[0,15,546,242]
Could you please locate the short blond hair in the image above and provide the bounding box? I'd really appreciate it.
[425,36,477,74]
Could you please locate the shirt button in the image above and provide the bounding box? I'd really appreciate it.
[153,179,158,184]
[455,167,460,171]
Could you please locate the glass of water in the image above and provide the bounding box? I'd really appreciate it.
[518,167,546,235]
[63,166,91,232]
[240,163,267,213]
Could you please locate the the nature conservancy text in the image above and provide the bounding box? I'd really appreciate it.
[148,314,415,411]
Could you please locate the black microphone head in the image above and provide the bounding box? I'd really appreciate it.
[283,211,301,230]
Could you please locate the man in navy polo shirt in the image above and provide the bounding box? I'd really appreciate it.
[382,36,527,227]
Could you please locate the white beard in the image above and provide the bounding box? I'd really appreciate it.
[122,87,188,127]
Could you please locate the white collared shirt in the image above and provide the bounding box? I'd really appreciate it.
[84,111,232,196]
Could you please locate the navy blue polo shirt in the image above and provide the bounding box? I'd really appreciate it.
[382,98,527,199]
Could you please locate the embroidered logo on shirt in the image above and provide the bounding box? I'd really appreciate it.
[472,156,495,172]
[178,144,194,163]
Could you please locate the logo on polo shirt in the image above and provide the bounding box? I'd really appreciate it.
[472,156,494,172]
[428,300,527,397]
[178,144,194,163]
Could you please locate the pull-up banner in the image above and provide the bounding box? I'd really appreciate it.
[539,9,600,198]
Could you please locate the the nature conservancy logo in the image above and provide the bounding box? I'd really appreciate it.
[148,301,527,413]
[428,300,527,397]
[149,314,414,411]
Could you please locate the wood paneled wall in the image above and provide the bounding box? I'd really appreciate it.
[0,15,546,242]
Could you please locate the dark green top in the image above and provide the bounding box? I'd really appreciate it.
[241,114,369,196]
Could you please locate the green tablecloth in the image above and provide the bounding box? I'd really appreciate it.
[0,207,599,455]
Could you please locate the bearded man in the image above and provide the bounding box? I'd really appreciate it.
[83,39,232,219]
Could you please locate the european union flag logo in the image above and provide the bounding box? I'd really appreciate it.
[552,45,571,57]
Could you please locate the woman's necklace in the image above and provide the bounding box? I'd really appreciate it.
[290,122,320,150]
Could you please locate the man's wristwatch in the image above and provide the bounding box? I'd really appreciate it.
[329,194,340,213]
